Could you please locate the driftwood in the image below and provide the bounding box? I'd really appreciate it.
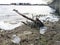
[13,9,36,22]
[13,9,44,28]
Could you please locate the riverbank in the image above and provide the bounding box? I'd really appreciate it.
[0,17,60,45]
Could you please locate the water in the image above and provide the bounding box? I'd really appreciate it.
[0,5,59,30]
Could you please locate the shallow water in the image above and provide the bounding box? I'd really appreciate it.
[0,5,59,30]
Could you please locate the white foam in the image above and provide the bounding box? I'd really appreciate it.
[39,14,59,22]
[0,21,22,30]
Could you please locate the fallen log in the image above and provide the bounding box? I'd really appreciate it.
[13,9,44,28]
[13,9,36,22]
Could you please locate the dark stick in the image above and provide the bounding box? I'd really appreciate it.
[13,9,44,27]
[13,9,36,22]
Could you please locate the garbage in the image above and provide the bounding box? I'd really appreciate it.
[11,35,21,44]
